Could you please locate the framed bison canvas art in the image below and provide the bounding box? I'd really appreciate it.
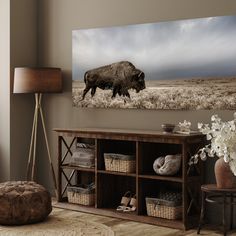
[72,15,236,110]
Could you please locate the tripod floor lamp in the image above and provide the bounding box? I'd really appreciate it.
[13,67,62,195]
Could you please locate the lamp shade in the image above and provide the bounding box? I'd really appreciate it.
[13,67,62,93]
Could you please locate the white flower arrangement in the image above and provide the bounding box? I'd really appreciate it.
[189,113,236,175]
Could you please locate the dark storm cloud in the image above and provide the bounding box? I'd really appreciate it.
[73,15,236,81]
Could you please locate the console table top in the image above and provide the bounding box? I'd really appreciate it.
[53,127,204,140]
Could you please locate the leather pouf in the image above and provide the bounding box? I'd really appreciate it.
[0,181,52,225]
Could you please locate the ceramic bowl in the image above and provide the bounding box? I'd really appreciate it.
[161,124,175,133]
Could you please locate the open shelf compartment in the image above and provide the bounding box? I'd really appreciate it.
[138,178,182,216]
[97,173,136,214]
[137,141,182,178]
[97,139,136,173]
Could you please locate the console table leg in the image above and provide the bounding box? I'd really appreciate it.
[57,136,62,202]
[223,193,227,236]
[230,194,233,231]
[197,191,205,234]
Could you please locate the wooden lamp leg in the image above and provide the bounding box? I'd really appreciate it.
[26,104,36,180]
[27,93,39,180]
[26,93,58,197]
[31,94,39,180]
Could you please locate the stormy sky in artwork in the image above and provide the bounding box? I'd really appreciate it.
[73,15,236,81]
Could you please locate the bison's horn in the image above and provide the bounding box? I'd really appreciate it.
[138,72,143,77]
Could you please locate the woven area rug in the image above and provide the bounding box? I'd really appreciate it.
[0,208,114,236]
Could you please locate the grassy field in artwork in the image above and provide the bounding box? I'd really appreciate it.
[72,77,236,110]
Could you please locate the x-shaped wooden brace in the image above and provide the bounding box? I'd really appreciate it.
[61,169,76,196]
[61,137,76,165]
[60,137,76,197]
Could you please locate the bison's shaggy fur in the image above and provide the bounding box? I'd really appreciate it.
[82,61,145,99]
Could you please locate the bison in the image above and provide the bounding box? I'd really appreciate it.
[81,61,145,100]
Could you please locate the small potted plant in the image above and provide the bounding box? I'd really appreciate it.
[189,113,236,188]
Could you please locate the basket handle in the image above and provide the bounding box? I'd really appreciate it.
[154,201,161,210]
[110,155,120,164]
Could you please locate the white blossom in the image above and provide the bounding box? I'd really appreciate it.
[200,151,207,161]
[224,154,230,163]
[206,134,212,140]
[190,113,236,175]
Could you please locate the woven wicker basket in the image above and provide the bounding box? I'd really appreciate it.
[67,185,95,206]
[104,153,135,173]
[146,197,182,220]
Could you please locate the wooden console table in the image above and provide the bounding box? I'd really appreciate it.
[54,128,205,230]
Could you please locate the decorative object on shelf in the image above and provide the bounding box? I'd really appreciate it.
[67,182,95,206]
[116,191,132,211]
[104,153,136,173]
[0,181,52,225]
[161,124,175,133]
[14,67,62,196]
[123,194,137,212]
[189,113,236,189]
[177,120,192,134]
[146,190,182,220]
[153,154,181,176]
[70,143,95,168]
[117,192,137,212]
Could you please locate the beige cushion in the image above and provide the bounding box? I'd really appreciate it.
[0,181,52,225]
[153,154,181,176]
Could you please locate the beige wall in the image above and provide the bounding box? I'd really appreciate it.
[10,0,38,180]
[0,0,37,181]
[0,0,10,181]
[37,0,236,191]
